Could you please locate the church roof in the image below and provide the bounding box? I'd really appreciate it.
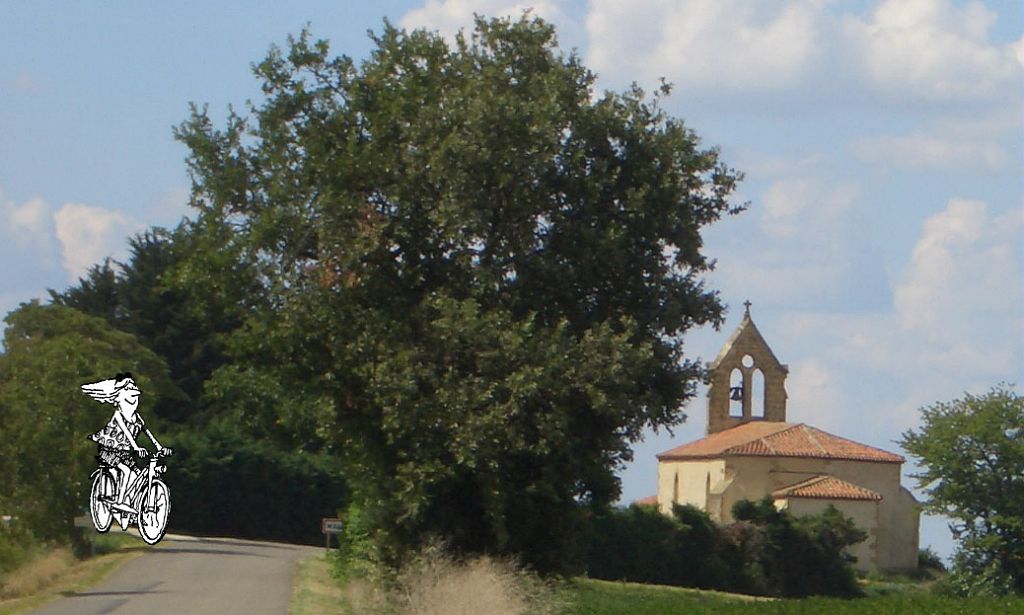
[772,475,883,501]
[656,422,904,464]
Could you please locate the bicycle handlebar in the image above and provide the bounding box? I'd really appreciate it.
[137,448,173,460]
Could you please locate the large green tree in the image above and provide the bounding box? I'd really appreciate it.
[175,16,743,571]
[0,303,177,545]
[901,386,1024,595]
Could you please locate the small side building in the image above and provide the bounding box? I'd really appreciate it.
[651,306,919,572]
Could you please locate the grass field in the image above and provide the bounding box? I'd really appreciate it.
[563,578,1024,615]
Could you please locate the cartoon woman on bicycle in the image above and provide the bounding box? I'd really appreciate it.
[82,372,172,538]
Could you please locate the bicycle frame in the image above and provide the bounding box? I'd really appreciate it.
[125,456,165,507]
[95,452,168,516]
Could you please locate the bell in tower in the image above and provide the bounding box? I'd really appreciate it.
[705,301,789,435]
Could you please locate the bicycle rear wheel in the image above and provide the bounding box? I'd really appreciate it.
[89,471,116,533]
[137,480,170,545]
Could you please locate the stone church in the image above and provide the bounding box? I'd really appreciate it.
[644,305,919,572]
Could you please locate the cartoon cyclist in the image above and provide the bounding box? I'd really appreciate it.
[81,373,170,526]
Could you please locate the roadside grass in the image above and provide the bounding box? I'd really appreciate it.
[562,577,1024,615]
[311,541,564,615]
[0,533,148,615]
[560,578,770,614]
[290,553,349,615]
[299,563,1024,615]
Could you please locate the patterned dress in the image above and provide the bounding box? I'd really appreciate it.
[90,411,144,466]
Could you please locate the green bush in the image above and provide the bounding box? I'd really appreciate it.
[730,498,864,598]
[918,547,947,572]
[163,423,348,544]
[0,527,36,576]
[583,498,865,598]
[583,503,743,591]
[330,502,386,583]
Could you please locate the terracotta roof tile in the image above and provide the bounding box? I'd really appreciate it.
[772,475,883,501]
[656,422,904,463]
[633,495,658,506]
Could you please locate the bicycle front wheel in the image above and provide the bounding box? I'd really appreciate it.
[137,480,170,545]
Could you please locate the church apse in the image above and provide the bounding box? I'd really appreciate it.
[706,302,788,435]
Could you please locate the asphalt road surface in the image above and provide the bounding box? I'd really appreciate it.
[31,535,318,615]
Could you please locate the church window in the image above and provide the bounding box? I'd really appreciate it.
[729,368,743,417]
[741,354,754,368]
[751,369,765,418]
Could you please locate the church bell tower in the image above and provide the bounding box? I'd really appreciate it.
[706,302,789,435]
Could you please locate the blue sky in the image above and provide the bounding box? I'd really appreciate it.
[2,1,1021,562]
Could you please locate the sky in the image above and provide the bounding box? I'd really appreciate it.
[2,1,1021,562]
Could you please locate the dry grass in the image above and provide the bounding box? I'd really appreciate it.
[0,548,76,600]
[389,542,562,615]
[0,541,146,615]
[319,541,564,615]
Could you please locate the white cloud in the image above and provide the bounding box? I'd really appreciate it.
[586,0,822,93]
[894,199,1022,342]
[760,177,856,237]
[53,203,142,281]
[2,195,51,246]
[843,0,1022,102]
[579,0,1021,111]
[785,197,1023,382]
[853,133,1009,171]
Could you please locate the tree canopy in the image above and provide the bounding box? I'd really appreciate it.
[901,385,1024,595]
[173,15,743,572]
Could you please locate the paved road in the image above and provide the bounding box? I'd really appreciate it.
[31,535,318,615]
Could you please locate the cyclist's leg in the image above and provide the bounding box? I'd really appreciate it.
[115,461,133,504]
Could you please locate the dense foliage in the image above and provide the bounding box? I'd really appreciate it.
[585,503,743,590]
[173,15,742,572]
[164,423,348,544]
[901,386,1024,596]
[730,497,864,597]
[583,500,865,598]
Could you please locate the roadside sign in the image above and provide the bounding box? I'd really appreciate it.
[322,518,344,534]
[322,517,344,550]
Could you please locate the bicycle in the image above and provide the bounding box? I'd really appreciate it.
[89,448,173,545]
